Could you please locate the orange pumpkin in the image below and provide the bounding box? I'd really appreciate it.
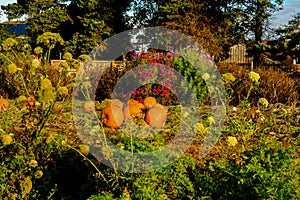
[127,99,139,106]
[143,97,157,107]
[136,102,145,110]
[111,99,123,109]
[102,105,124,128]
[25,96,36,110]
[152,103,168,113]
[145,106,167,128]
[83,101,95,112]
[123,104,143,120]
[0,98,9,112]
[27,96,36,107]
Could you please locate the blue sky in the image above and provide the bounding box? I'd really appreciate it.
[0,0,299,27]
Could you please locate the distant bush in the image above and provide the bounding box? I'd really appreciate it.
[217,63,299,105]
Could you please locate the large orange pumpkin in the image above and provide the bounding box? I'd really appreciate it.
[143,97,157,107]
[152,103,168,113]
[0,98,9,112]
[102,105,124,128]
[145,106,167,128]
[111,99,123,109]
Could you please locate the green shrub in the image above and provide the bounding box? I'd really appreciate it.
[196,143,300,199]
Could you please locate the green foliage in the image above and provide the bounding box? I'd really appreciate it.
[172,55,210,104]
[1,93,300,199]
[0,2,299,200]
[0,100,75,199]
[0,24,11,44]
[237,0,283,65]
[272,13,300,62]
[202,142,300,199]
[2,0,131,58]
[156,0,232,59]
[36,32,64,65]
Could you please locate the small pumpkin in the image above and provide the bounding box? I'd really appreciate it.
[123,104,143,120]
[111,99,123,109]
[145,106,167,128]
[127,99,139,106]
[26,96,36,109]
[83,101,95,112]
[143,97,157,107]
[102,105,124,128]
[0,98,9,112]
[27,96,36,106]
[135,102,145,110]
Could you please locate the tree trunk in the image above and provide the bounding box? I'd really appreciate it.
[253,0,263,67]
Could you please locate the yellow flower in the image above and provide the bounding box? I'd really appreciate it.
[34,47,43,55]
[202,73,210,81]
[16,95,27,104]
[35,101,41,107]
[196,123,206,133]
[57,87,69,96]
[59,61,69,69]
[29,160,38,168]
[207,117,214,124]
[281,108,288,115]
[2,38,18,51]
[249,71,260,83]
[22,44,31,52]
[123,187,130,200]
[38,86,56,104]
[21,177,32,196]
[222,73,236,85]
[78,54,92,62]
[40,78,52,89]
[46,133,56,144]
[258,98,269,108]
[2,135,13,145]
[79,144,89,156]
[32,59,41,68]
[7,63,18,74]
[63,52,73,61]
[34,170,43,179]
[227,136,238,147]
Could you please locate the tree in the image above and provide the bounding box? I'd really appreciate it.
[64,0,131,56]
[127,0,161,28]
[0,13,11,43]
[272,13,300,63]
[235,0,283,66]
[1,0,71,57]
[151,0,241,60]
[1,0,131,57]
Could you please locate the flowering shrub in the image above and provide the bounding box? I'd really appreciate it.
[122,50,180,105]
[121,48,214,106]
[0,34,77,100]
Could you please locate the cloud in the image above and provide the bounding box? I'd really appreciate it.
[271,0,300,27]
[1,0,17,5]
[0,0,17,22]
